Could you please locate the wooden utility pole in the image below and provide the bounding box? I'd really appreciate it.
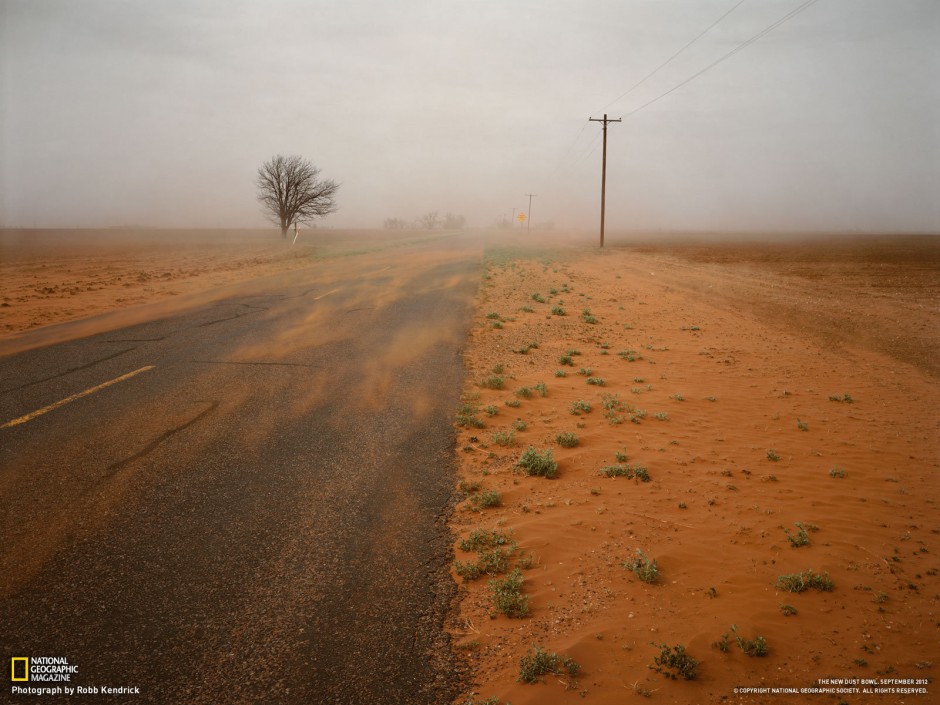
[525,193,536,232]
[588,113,621,247]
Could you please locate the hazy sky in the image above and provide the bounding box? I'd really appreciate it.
[1,0,938,232]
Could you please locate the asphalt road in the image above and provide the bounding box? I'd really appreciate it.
[0,239,480,704]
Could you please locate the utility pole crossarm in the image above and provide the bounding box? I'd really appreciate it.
[588,113,621,248]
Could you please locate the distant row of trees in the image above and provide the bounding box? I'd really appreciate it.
[384,212,466,230]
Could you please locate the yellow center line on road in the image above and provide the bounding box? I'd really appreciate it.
[1,365,156,429]
[313,288,341,301]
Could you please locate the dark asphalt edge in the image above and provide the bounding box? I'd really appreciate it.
[437,267,484,705]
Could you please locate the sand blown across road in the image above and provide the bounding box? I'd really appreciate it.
[450,234,939,704]
[0,228,453,354]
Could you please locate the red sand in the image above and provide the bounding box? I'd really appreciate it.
[450,235,938,704]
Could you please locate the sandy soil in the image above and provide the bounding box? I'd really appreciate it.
[450,234,939,704]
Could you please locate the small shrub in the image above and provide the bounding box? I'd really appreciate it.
[600,393,626,424]
[516,447,558,478]
[531,293,545,303]
[551,305,566,316]
[491,430,516,447]
[490,568,529,618]
[712,633,730,652]
[519,305,534,313]
[469,489,502,511]
[624,549,659,583]
[581,310,598,324]
[566,348,582,356]
[554,369,567,377]
[649,643,697,680]
[555,431,579,448]
[780,604,798,616]
[505,399,521,408]
[518,645,580,684]
[767,449,780,462]
[776,569,834,593]
[454,546,512,580]
[586,376,605,386]
[515,386,533,399]
[557,354,574,366]
[618,349,639,361]
[483,404,499,417]
[479,375,505,390]
[458,480,480,494]
[829,467,847,478]
[599,464,650,482]
[653,411,668,421]
[569,400,591,415]
[797,418,809,431]
[614,449,628,462]
[532,381,548,397]
[784,522,811,547]
[731,625,768,657]
[459,528,512,552]
[456,401,485,429]
[512,419,527,431]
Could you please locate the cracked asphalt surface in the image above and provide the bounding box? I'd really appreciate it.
[0,238,480,703]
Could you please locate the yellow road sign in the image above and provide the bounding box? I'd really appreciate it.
[517,212,526,222]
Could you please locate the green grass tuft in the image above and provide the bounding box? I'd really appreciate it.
[775,569,834,593]
[624,549,659,583]
[516,446,558,478]
[555,432,579,448]
[518,645,580,684]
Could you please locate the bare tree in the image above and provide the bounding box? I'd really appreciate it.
[256,155,339,237]
[418,211,439,230]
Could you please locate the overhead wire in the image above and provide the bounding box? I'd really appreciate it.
[598,0,749,114]
[543,0,750,193]
[621,0,823,119]
[537,0,824,219]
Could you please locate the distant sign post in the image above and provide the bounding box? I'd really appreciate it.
[517,212,526,227]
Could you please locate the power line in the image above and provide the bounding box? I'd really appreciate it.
[599,0,749,113]
[622,0,823,119]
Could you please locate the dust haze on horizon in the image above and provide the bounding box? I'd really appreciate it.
[1,0,938,235]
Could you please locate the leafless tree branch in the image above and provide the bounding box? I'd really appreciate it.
[256,154,339,237]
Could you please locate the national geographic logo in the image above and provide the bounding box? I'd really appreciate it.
[10,656,77,682]
[11,658,28,681]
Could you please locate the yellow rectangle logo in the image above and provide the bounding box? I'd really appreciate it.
[11,657,29,681]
